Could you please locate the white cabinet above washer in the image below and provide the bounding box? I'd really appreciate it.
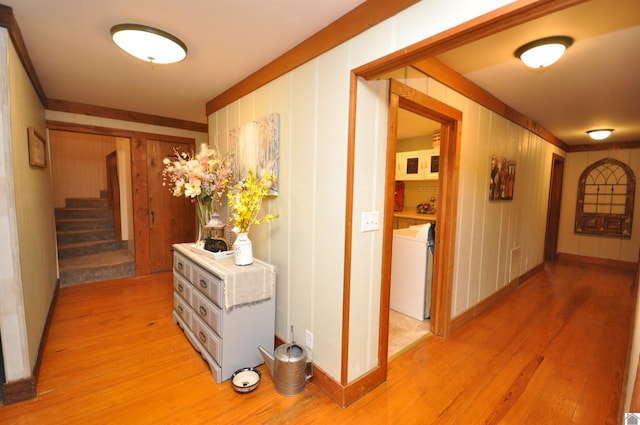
[396,149,439,181]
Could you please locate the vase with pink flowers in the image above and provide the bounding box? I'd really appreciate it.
[162,142,234,247]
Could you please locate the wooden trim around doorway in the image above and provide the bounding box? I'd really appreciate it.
[334,0,587,408]
[46,120,196,277]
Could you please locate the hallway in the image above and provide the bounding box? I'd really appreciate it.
[0,260,635,424]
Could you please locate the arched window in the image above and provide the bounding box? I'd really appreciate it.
[575,158,635,238]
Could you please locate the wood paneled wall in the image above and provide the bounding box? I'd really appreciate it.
[385,66,565,319]
[49,130,116,207]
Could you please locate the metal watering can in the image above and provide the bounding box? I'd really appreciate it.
[258,327,313,396]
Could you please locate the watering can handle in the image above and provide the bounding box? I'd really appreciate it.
[305,360,313,381]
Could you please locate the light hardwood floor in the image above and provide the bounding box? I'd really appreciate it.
[0,261,635,424]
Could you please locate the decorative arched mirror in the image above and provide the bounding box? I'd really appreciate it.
[575,158,635,238]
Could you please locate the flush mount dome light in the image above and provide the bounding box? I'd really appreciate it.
[587,129,614,141]
[111,24,187,64]
[514,36,573,69]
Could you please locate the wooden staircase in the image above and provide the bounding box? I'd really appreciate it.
[56,197,135,286]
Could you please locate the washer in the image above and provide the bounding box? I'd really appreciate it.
[390,223,433,321]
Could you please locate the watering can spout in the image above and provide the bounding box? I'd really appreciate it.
[258,345,275,377]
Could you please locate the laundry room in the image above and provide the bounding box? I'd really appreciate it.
[388,108,439,358]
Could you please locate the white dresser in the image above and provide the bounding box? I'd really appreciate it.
[171,243,276,383]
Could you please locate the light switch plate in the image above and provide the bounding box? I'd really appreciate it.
[361,211,380,232]
[305,329,313,349]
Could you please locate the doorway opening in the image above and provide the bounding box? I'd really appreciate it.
[377,79,462,376]
[47,122,198,280]
[544,153,565,261]
[388,108,440,359]
[49,130,135,285]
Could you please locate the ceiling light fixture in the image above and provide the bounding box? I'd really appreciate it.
[514,36,573,69]
[586,129,614,141]
[111,24,187,64]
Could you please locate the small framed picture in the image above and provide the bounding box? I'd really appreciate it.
[489,155,516,201]
[28,127,47,168]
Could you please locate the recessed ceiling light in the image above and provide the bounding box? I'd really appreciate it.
[586,129,614,141]
[514,36,573,69]
[111,24,187,64]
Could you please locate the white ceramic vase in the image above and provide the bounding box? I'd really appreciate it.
[233,232,253,266]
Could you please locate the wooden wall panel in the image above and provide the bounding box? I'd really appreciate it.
[387,72,563,318]
[49,130,116,207]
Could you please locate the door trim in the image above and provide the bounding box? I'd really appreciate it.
[544,153,565,261]
[338,78,462,398]
[384,80,462,340]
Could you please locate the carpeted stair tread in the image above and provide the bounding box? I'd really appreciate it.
[59,249,136,286]
[59,239,127,249]
[59,249,134,269]
[55,207,112,219]
[57,239,130,259]
[55,218,114,231]
[57,228,116,244]
[65,197,109,208]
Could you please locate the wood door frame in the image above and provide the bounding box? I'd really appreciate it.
[337,0,589,407]
[146,138,197,273]
[46,121,196,276]
[544,153,565,261]
[338,78,461,399]
[381,80,462,357]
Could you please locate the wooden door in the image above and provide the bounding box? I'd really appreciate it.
[146,140,195,272]
[544,153,564,261]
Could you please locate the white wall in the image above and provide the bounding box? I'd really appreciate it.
[116,137,134,243]
[558,149,640,263]
[0,28,57,382]
[208,0,520,383]
[626,265,640,411]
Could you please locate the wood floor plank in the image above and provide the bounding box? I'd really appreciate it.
[0,262,634,424]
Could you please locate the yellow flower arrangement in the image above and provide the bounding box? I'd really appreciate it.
[227,168,279,233]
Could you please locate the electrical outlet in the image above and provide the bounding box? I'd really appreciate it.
[360,211,380,232]
[305,329,313,350]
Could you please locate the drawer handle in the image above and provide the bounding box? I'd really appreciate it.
[177,283,184,292]
[178,262,184,271]
[199,279,208,289]
[199,306,207,316]
[199,331,207,343]
[177,305,183,314]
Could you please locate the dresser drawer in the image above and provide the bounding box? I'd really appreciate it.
[192,288,222,336]
[193,314,222,364]
[173,293,192,328]
[173,274,192,304]
[173,252,192,281]
[193,265,223,307]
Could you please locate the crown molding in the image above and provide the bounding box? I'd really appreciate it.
[47,99,208,133]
